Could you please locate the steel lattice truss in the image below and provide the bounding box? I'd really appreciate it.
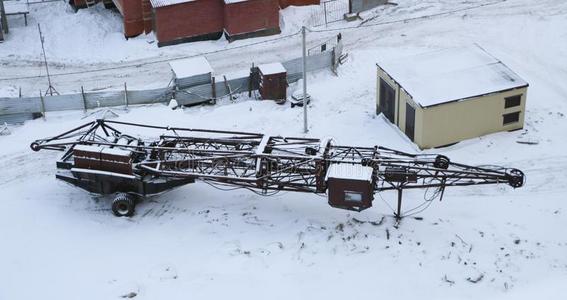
[31,119,525,218]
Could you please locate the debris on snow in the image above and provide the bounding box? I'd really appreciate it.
[120,292,137,299]
[0,123,10,136]
[466,274,484,284]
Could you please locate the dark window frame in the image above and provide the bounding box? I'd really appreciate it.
[503,111,520,125]
[405,103,415,142]
[379,78,396,123]
[504,95,522,109]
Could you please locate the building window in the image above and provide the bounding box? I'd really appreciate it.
[503,111,520,125]
[344,191,363,203]
[379,78,396,123]
[505,95,522,108]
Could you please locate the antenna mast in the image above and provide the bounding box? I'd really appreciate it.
[38,24,58,96]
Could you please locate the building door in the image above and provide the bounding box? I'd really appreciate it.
[405,103,415,142]
[379,78,396,123]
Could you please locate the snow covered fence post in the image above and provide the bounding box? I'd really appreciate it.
[39,90,45,120]
[81,86,87,113]
[0,0,8,34]
[124,82,129,109]
[211,76,216,101]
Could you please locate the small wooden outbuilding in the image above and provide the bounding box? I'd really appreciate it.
[376,46,528,149]
[223,0,280,42]
[258,63,287,101]
[150,0,224,47]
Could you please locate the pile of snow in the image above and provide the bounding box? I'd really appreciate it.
[0,85,20,97]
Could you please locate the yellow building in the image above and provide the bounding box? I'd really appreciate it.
[376,46,528,149]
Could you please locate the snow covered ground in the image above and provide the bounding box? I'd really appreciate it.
[1,0,567,299]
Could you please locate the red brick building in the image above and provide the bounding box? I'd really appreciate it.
[150,0,224,46]
[113,0,152,37]
[70,0,320,45]
[223,0,280,42]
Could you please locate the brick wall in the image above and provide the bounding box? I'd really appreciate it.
[154,0,224,44]
[112,0,145,37]
[224,0,280,36]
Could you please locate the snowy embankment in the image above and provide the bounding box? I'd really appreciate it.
[1,0,567,299]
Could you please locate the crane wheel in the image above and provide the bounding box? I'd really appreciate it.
[434,155,450,169]
[112,193,136,217]
[507,169,525,188]
[30,142,40,152]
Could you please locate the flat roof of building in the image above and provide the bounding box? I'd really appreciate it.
[169,56,213,79]
[4,1,30,14]
[224,0,253,3]
[150,0,197,8]
[258,62,286,75]
[377,46,528,108]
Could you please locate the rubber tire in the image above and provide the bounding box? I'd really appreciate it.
[112,193,135,217]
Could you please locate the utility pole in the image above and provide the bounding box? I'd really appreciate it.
[0,0,8,34]
[302,26,308,134]
[38,24,58,96]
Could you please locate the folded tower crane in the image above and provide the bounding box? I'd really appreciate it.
[31,120,525,218]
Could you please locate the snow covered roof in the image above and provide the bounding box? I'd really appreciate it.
[377,46,528,107]
[4,1,30,14]
[326,164,374,182]
[258,63,286,75]
[169,56,213,79]
[73,145,131,156]
[150,0,196,8]
[224,0,253,3]
[73,145,104,153]
[101,147,132,157]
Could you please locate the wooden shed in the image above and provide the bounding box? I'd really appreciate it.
[223,0,280,42]
[279,0,319,8]
[376,46,529,149]
[258,63,287,101]
[150,0,224,47]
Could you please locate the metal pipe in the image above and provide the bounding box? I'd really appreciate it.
[302,26,308,134]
